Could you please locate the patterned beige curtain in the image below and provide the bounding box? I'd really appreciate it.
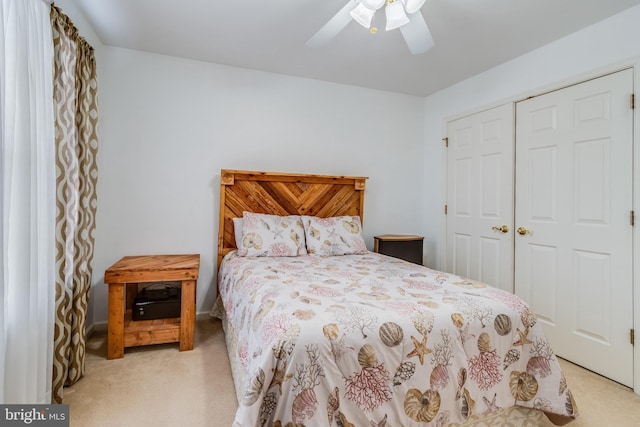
[50,5,99,404]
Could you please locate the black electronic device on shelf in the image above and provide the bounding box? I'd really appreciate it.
[132,284,181,321]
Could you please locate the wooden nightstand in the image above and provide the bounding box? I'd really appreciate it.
[374,235,424,265]
[104,254,200,359]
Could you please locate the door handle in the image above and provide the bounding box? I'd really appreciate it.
[516,227,531,236]
[491,225,509,233]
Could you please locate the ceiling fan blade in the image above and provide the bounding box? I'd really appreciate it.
[399,11,435,55]
[306,0,358,48]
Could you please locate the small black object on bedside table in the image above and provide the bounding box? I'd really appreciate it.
[374,234,424,265]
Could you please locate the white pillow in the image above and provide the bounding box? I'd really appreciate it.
[238,212,307,257]
[232,217,243,249]
[302,215,367,256]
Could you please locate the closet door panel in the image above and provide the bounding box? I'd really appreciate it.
[514,68,633,387]
[445,103,514,292]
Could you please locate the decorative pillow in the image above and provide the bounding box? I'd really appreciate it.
[232,217,243,249]
[238,212,307,257]
[302,215,367,256]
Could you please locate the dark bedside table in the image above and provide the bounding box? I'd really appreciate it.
[374,234,424,265]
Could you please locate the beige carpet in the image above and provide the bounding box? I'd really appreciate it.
[64,318,640,427]
[64,318,237,427]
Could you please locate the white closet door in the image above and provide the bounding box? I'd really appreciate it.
[445,103,514,292]
[515,69,634,387]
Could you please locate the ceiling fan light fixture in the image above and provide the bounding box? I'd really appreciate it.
[306,0,434,54]
[403,0,426,14]
[362,0,386,10]
[350,3,376,29]
[385,0,410,31]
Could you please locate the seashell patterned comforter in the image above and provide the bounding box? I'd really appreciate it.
[218,251,577,427]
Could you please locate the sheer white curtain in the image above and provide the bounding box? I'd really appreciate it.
[0,0,55,403]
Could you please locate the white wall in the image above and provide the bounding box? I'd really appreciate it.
[422,4,640,270]
[91,46,426,325]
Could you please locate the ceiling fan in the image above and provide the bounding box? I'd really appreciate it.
[306,0,434,55]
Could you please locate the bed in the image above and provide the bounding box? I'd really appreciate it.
[213,169,577,427]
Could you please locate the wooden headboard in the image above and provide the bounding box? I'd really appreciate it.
[217,169,368,265]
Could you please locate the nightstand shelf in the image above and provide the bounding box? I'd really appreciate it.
[374,234,424,265]
[122,309,181,348]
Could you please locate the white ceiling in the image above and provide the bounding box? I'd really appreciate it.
[71,0,640,97]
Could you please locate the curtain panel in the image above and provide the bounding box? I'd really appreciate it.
[50,4,99,404]
[0,0,56,404]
